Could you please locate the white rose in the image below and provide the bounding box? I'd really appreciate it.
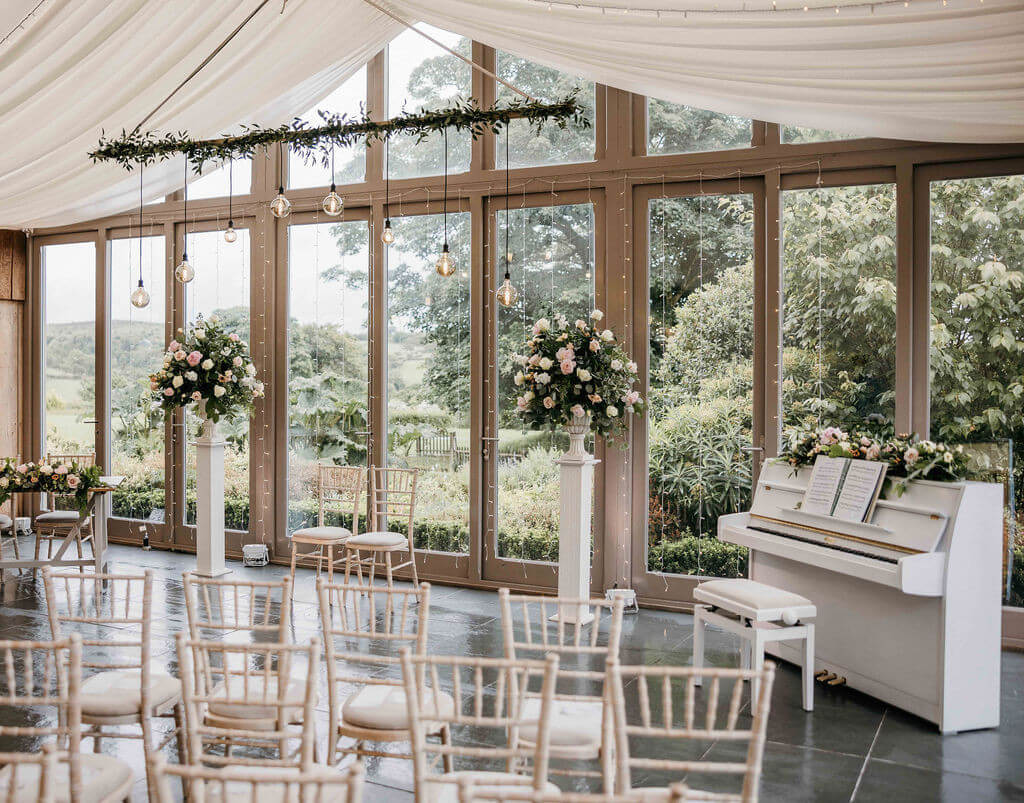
[213,385,226,397]
[535,318,550,332]
[590,309,603,321]
[606,405,619,417]
[536,373,551,385]
[39,464,53,475]
[539,357,553,370]
[209,314,219,323]
[601,329,614,342]
[201,359,214,370]
[172,375,184,388]
[514,371,525,387]
[610,359,623,371]
[627,361,638,373]
[233,356,243,367]
[222,347,232,356]
[575,319,587,331]
[185,371,198,381]
[577,368,592,382]
[194,329,205,340]
[246,364,256,376]
[524,390,535,401]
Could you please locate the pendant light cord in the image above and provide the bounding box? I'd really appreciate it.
[443,128,448,249]
[228,159,233,223]
[139,165,144,283]
[504,129,510,280]
[385,138,390,220]
[330,147,336,188]
[182,156,188,259]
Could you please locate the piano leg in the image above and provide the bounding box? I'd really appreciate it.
[692,604,706,686]
[751,630,766,709]
[803,623,815,712]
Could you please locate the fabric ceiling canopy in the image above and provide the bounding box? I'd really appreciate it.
[2,0,1023,229]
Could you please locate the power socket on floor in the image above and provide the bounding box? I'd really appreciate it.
[14,517,30,535]
[605,587,639,613]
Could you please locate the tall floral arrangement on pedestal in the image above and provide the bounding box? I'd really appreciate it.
[150,314,264,422]
[515,310,643,444]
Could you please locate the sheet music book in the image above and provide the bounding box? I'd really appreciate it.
[801,455,888,522]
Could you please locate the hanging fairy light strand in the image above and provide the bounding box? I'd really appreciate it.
[496,131,518,307]
[130,165,151,308]
[175,156,195,283]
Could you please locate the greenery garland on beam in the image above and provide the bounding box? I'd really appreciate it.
[90,93,588,171]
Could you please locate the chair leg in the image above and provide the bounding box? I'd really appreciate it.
[327,544,334,585]
[368,550,377,587]
[32,533,41,579]
[140,714,156,803]
[315,545,323,580]
[289,542,298,580]
[408,543,419,587]
[355,549,364,586]
[344,548,352,585]
[384,550,394,591]
[803,624,815,712]
[693,604,706,686]
[75,533,84,573]
[440,725,454,774]
[173,703,189,801]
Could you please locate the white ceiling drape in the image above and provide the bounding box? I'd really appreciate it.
[2,0,1023,229]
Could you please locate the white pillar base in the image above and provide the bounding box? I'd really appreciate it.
[554,431,599,624]
[193,417,230,578]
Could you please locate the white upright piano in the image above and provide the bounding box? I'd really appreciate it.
[718,461,1002,733]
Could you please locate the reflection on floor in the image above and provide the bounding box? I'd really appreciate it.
[1,542,1023,802]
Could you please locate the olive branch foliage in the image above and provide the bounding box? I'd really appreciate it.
[90,92,589,172]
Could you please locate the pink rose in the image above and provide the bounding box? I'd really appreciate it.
[163,388,174,397]
[168,340,180,351]
[229,333,240,342]
[589,339,601,352]
[186,351,202,367]
[173,350,187,361]
[588,393,602,403]
[190,391,202,402]
[54,464,68,475]
[623,390,641,405]
[556,346,574,362]
[560,359,576,375]
[571,404,585,418]
[232,356,243,367]
[543,396,556,409]
[66,475,80,489]
[516,396,529,411]
[15,464,27,473]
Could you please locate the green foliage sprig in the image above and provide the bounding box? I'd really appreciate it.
[90,94,589,172]
[0,459,104,513]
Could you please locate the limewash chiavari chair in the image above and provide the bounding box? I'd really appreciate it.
[609,660,776,802]
[290,464,366,584]
[150,755,365,803]
[345,466,420,590]
[499,590,625,791]
[176,633,321,768]
[0,635,133,803]
[1,743,59,803]
[317,579,449,767]
[43,568,185,802]
[457,780,695,803]
[182,572,293,642]
[33,454,97,576]
[400,648,562,803]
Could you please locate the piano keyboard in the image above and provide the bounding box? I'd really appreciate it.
[747,524,899,564]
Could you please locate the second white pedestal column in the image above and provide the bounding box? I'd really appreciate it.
[193,417,230,578]
[553,416,599,625]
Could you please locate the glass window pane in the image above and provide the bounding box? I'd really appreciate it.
[42,242,96,458]
[647,99,751,155]
[495,53,595,168]
[647,194,754,577]
[782,125,859,144]
[497,203,595,563]
[110,236,166,522]
[189,158,251,200]
[289,67,367,189]
[386,212,470,554]
[287,220,370,534]
[387,25,471,180]
[929,174,1024,607]
[782,184,897,429]
[184,229,251,531]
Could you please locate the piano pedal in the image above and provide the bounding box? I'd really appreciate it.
[816,672,837,684]
[827,676,847,687]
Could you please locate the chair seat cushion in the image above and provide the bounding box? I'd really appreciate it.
[34,510,83,524]
[0,513,11,530]
[626,788,697,803]
[80,669,181,717]
[341,684,455,731]
[205,765,354,803]
[208,672,310,722]
[291,526,352,544]
[345,531,408,549]
[0,752,132,803]
[427,772,559,803]
[517,697,604,750]
[695,578,816,623]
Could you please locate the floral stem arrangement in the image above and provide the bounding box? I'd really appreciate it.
[0,459,104,513]
[150,314,264,424]
[514,310,644,445]
[779,423,969,490]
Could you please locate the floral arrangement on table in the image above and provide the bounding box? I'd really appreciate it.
[0,459,104,513]
[779,424,969,492]
[514,309,644,444]
[150,314,264,424]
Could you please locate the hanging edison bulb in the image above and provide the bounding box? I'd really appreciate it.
[130,278,151,309]
[322,184,343,217]
[224,220,237,243]
[175,255,195,284]
[270,185,291,218]
[544,247,553,261]
[496,274,518,308]
[435,243,456,277]
[381,219,395,245]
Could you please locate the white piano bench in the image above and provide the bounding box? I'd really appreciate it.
[692,579,817,712]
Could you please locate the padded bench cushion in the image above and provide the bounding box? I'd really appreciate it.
[694,578,816,623]
[34,510,83,524]
[345,531,408,549]
[291,526,352,544]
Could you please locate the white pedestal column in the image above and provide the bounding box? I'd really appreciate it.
[553,416,599,625]
[193,416,230,577]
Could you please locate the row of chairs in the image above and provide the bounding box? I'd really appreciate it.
[0,569,775,803]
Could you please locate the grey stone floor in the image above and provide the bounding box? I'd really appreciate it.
[2,541,1023,802]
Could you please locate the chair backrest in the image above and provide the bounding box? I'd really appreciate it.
[609,660,776,802]
[316,464,365,534]
[0,636,81,799]
[401,649,560,801]
[499,589,624,704]
[43,568,154,715]
[318,579,429,704]
[151,754,364,803]
[182,571,293,640]
[41,454,96,511]
[176,633,320,768]
[0,743,59,803]
[369,466,417,537]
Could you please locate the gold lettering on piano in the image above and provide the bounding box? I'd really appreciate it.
[749,513,921,555]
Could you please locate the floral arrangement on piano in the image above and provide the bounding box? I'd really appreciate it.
[780,424,970,491]
[514,309,643,443]
[150,314,264,424]
[0,458,104,513]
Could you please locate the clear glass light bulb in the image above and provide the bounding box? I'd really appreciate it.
[496,276,518,307]
[544,248,553,261]
[435,246,456,277]
[322,186,343,217]
[130,280,151,309]
[381,220,395,245]
[505,250,515,265]
[175,257,194,284]
[270,190,291,218]
[224,222,237,243]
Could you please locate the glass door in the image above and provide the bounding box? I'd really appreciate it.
[483,192,598,589]
[631,181,757,602]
